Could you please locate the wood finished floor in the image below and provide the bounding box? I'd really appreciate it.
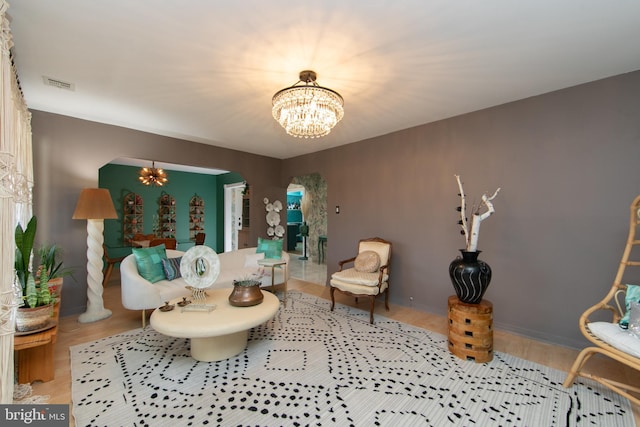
[26,273,639,426]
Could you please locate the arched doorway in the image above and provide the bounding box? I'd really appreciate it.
[286,174,327,285]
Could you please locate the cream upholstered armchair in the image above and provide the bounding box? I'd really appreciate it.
[330,237,392,324]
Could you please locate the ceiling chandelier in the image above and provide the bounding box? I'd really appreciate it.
[272,70,344,139]
[138,161,168,186]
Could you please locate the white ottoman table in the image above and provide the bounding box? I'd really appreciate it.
[150,288,280,362]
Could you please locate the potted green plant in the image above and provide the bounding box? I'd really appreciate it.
[14,216,56,332]
[36,243,75,299]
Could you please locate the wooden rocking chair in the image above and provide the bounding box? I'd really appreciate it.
[563,195,640,405]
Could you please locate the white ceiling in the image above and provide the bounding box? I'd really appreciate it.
[7,1,640,160]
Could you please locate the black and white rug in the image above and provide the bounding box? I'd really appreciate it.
[71,292,633,426]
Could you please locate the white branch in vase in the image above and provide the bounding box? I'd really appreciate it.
[455,175,500,252]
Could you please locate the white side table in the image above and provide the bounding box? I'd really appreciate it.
[258,258,288,301]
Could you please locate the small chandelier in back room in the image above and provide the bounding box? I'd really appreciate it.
[139,161,168,186]
[272,70,344,139]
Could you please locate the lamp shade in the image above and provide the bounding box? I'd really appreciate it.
[72,188,118,220]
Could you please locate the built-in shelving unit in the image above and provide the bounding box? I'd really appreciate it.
[189,194,204,241]
[123,192,143,245]
[159,192,176,238]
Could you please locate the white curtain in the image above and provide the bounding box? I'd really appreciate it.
[0,0,34,404]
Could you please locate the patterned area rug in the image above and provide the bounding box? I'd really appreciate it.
[71,292,633,426]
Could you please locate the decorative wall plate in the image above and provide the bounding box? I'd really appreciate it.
[266,211,280,226]
[273,200,283,212]
[265,203,274,212]
[180,246,221,289]
[267,227,275,236]
[275,225,285,237]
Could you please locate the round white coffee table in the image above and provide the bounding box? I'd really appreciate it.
[150,288,279,362]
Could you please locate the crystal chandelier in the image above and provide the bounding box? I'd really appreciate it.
[138,161,168,186]
[272,70,344,138]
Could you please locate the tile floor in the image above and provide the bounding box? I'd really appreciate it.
[287,250,327,286]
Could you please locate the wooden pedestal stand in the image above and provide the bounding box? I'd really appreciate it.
[447,295,493,363]
[14,302,60,383]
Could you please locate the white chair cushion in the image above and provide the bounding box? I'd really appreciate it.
[331,268,388,286]
[587,321,640,358]
[330,277,388,296]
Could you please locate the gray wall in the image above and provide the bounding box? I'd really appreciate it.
[32,70,640,348]
[281,70,640,348]
[31,112,284,316]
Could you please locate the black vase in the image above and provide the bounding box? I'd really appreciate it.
[449,250,492,304]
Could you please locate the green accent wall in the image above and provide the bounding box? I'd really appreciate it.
[98,164,244,259]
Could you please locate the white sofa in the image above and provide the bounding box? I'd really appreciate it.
[121,247,289,326]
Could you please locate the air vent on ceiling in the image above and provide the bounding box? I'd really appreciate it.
[42,76,75,91]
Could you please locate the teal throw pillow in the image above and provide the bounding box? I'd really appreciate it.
[161,257,182,281]
[132,244,168,283]
[619,284,640,329]
[256,237,283,259]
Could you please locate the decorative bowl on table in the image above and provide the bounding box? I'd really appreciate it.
[229,280,263,307]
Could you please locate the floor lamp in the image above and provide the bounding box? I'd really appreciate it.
[72,188,118,323]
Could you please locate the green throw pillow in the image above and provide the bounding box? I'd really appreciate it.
[619,284,640,329]
[132,244,168,283]
[256,237,283,259]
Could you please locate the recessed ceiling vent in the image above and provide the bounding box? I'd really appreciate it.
[42,76,75,91]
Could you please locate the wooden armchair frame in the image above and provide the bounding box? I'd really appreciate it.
[563,195,640,406]
[102,244,125,287]
[330,237,392,324]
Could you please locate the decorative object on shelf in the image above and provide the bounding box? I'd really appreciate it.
[272,70,344,139]
[123,192,143,245]
[72,188,118,323]
[138,161,168,186]
[152,213,159,236]
[189,194,204,241]
[449,175,501,304]
[158,191,176,238]
[228,279,264,307]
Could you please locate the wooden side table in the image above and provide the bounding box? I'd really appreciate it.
[447,295,493,363]
[14,302,60,383]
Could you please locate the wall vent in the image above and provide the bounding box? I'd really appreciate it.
[42,76,75,91]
